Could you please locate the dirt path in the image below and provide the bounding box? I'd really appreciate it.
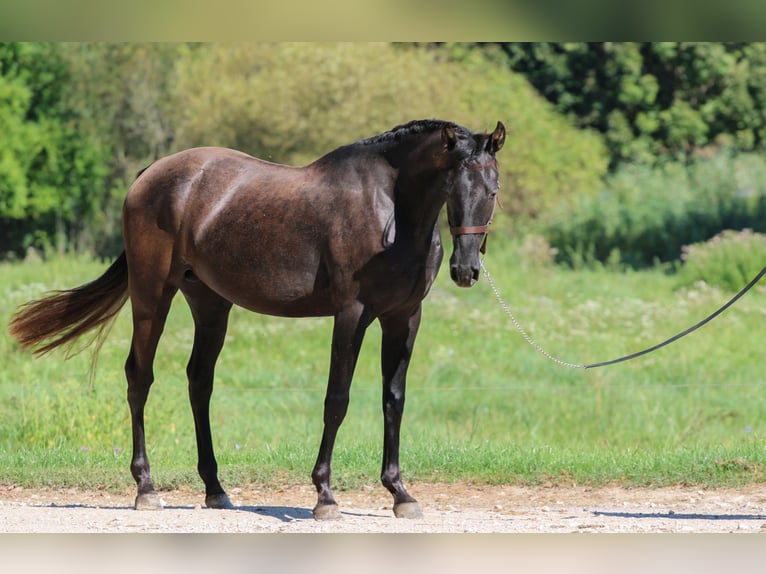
[3,481,766,533]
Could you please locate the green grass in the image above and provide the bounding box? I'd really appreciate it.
[2,239,766,494]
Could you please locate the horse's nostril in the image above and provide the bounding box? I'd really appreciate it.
[449,264,479,288]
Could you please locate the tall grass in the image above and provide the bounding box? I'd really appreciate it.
[2,241,766,493]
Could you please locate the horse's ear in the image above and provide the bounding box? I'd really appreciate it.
[441,124,458,151]
[486,121,506,153]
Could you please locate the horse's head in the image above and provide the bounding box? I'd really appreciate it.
[444,121,505,287]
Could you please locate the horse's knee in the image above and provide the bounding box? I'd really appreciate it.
[322,393,350,425]
[382,385,406,419]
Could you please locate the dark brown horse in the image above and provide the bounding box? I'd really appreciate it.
[9,119,505,520]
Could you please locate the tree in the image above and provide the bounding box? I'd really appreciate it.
[0,43,107,257]
[60,43,185,255]
[500,42,766,168]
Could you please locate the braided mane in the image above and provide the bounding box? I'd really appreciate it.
[358,119,472,146]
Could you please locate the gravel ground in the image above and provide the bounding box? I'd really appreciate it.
[3,481,766,533]
[5,482,766,574]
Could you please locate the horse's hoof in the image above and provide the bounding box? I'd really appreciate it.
[205,492,234,509]
[134,492,164,510]
[393,501,423,519]
[313,503,342,521]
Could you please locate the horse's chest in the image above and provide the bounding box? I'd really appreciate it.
[358,247,441,312]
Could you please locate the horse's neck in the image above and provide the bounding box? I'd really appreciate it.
[335,132,448,245]
[395,136,447,215]
[391,173,446,250]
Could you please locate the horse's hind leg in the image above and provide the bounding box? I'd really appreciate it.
[126,280,178,510]
[181,280,233,509]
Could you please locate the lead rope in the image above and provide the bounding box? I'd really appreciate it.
[480,260,586,369]
[480,258,766,370]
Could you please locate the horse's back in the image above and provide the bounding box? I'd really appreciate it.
[125,146,288,210]
[123,146,299,237]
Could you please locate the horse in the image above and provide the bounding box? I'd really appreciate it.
[9,118,506,520]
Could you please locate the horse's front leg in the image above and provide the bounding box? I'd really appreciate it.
[379,306,423,518]
[311,304,371,520]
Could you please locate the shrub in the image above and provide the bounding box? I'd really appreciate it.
[516,234,558,269]
[677,229,766,292]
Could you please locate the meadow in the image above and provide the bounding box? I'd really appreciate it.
[2,236,766,494]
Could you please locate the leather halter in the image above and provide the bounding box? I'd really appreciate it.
[448,159,499,254]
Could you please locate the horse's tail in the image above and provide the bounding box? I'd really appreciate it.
[9,252,130,358]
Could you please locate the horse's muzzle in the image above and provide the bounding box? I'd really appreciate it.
[450,263,479,287]
[449,235,483,288]
[449,233,483,288]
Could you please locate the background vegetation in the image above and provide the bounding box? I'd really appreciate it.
[500,42,766,168]
[4,42,766,491]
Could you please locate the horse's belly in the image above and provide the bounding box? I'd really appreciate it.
[232,283,335,318]
[194,264,335,318]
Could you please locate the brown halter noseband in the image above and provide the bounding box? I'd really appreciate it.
[448,159,499,254]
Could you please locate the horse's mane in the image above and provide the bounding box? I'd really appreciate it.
[312,119,479,169]
[357,119,472,147]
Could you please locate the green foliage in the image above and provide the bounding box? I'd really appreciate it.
[0,43,108,257]
[545,152,766,268]
[677,229,766,292]
[0,70,31,218]
[59,43,185,255]
[501,42,766,168]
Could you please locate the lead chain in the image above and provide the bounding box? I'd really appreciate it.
[480,259,586,369]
